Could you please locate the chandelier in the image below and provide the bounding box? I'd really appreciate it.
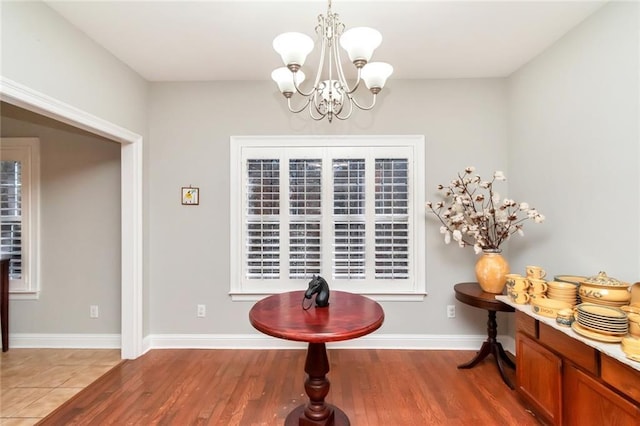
[271,0,393,123]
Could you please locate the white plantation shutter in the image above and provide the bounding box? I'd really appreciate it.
[0,160,22,280]
[289,159,322,279]
[375,159,409,279]
[230,136,425,298]
[0,138,39,294]
[246,159,280,279]
[332,159,366,279]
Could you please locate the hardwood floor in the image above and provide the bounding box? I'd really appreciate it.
[37,349,544,425]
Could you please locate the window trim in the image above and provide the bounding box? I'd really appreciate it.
[1,137,41,297]
[230,135,426,301]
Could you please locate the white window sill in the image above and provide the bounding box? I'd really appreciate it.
[230,292,426,302]
[9,291,40,300]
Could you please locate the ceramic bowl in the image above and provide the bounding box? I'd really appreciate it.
[531,298,572,318]
[579,272,631,303]
[556,308,575,327]
[548,289,576,296]
[547,290,577,298]
[548,297,577,306]
[548,281,578,291]
[621,335,640,353]
[553,275,585,285]
[628,313,640,338]
[621,305,640,315]
[579,286,632,303]
[580,295,627,307]
[631,283,640,305]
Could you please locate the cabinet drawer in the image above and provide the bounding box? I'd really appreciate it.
[516,332,562,425]
[539,323,598,374]
[516,310,537,338]
[601,354,640,403]
[564,363,640,426]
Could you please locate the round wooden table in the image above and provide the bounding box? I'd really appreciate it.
[454,282,516,389]
[249,290,384,426]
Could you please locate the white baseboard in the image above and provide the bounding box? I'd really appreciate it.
[8,333,516,354]
[147,333,515,351]
[502,335,516,355]
[9,333,121,349]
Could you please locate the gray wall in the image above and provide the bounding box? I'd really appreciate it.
[0,1,148,134]
[507,1,639,283]
[1,1,638,344]
[148,79,509,336]
[1,103,122,334]
[1,0,151,336]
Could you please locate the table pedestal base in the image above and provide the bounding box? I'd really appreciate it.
[285,342,351,426]
[457,310,515,389]
[285,404,350,426]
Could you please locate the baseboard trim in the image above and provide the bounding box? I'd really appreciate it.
[147,333,515,351]
[8,333,516,354]
[9,333,121,349]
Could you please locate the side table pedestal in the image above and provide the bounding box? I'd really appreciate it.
[454,282,516,389]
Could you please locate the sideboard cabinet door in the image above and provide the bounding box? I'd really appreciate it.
[516,332,562,425]
[564,362,640,426]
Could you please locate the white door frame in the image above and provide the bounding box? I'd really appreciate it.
[0,77,144,359]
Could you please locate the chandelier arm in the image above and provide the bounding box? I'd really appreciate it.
[333,44,362,95]
[308,100,328,121]
[349,93,378,111]
[313,35,327,89]
[333,93,354,120]
[310,111,327,121]
[292,15,329,99]
[312,15,328,89]
[292,72,317,98]
[310,91,328,118]
[287,96,314,114]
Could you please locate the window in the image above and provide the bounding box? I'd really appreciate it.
[230,136,425,300]
[1,138,40,295]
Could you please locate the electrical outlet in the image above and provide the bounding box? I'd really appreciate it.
[197,304,206,318]
[447,305,455,319]
[90,305,99,318]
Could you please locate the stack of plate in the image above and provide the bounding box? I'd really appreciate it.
[571,303,628,342]
[547,281,579,306]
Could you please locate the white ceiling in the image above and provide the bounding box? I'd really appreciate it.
[44,0,606,82]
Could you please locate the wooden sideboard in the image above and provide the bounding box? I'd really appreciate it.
[514,309,640,425]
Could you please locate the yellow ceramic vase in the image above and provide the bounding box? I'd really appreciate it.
[475,250,510,294]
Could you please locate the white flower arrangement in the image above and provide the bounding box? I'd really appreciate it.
[426,167,545,254]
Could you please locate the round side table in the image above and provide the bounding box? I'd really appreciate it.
[454,282,516,389]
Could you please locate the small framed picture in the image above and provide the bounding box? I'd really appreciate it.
[181,187,199,205]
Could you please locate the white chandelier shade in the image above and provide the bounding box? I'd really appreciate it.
[271,0,393,122]
[271,67,306,94]
[273,32,314,68]
[339,27,382,63]
[361,62,394,91]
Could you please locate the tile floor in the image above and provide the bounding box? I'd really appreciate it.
[0,348,121,425]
